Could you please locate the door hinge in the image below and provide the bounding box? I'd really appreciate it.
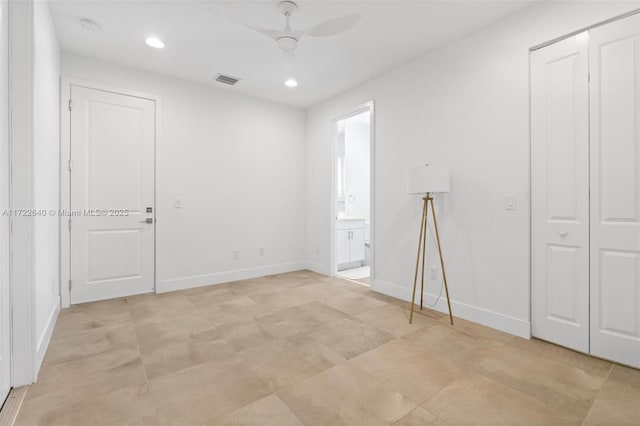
[68,99,73,111]
[68,160,73,172]
[69,279,72,290]
[68,218,72,231]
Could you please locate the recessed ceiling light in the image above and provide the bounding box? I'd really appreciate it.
[79,19,99,32]
[145,37,165,49]
[284,78,298,88]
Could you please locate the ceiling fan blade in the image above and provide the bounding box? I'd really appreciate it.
[203,6,281,41]
[305,13,361,37]
[245,24,282,41]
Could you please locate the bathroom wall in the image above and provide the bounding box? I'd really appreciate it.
[343,113,371,220]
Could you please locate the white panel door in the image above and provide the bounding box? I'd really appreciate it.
[531,33,590,353]
[70,86,155,304]
[589,14,640,368]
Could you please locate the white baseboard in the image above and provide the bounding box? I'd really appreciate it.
[372,279,530,338]
[35,297,60,377]
[158,261,308,293]
[304,261,331,276]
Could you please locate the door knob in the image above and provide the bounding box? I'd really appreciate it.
[559,230,568,237]
[140,218,153,224]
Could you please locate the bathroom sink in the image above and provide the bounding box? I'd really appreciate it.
[337,216,366,221]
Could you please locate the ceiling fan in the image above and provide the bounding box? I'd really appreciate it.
[245,1,361,70]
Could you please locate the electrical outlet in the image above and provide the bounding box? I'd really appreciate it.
[232,250,239,260]
[258,248,264,256]
[429,267,438,280]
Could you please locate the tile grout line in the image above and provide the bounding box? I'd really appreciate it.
[125,297,163,424]
[342,352,422,409]
[468,338,616,421]
[579,362,615,426]
[275,391,313,426]
[468,369,586,422]
[179,289,220,327]
[272,393,308,426]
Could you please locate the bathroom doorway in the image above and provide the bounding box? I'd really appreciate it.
[332,103,374,286]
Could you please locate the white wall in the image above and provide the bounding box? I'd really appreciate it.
[0,0,11,397]
[61,53,307,294]
[9,0,59,386]
[33,0,60,370]
[343,116,370,219]
[8,0,61,384]
[306,1,640,337]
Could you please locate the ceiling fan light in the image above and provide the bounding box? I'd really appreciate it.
[285,78,298,88]
[277,36,298,51]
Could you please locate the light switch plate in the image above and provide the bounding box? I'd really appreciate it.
[505,194,517,210]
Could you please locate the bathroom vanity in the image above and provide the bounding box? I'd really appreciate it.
[336,217,365,269]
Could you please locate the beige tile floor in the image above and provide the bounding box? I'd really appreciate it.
[14,270,640,426]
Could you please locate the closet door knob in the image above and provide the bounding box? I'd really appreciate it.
[559,230,568,238]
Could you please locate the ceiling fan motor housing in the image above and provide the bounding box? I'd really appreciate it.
[278,1,298,16]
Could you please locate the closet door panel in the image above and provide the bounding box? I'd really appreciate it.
[590,13,640,368]
[531,34,590,352]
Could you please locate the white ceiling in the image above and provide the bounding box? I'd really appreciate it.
[49,0,536,108]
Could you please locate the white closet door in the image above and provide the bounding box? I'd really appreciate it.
[531,34,590,353]
[589,13,640,368]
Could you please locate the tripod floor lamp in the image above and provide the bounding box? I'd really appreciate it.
[407,165,453,325]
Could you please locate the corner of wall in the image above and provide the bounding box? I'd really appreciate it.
[371,278,531,338]
[157,261,309,293]
[35,297,59,377]
[304,261,331,276]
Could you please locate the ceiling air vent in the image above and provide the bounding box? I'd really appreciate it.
[214,74,240,86]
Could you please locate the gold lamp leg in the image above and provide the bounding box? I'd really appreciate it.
[409,197,427,324]
[430,198,454,325]
[420,194,429,310]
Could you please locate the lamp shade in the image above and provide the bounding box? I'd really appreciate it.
[407,165,450,194]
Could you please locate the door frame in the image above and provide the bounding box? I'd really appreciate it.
[60,78,161,308]
[9,0,36,386]
[1,0,10,398]
[329,101,375,283]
